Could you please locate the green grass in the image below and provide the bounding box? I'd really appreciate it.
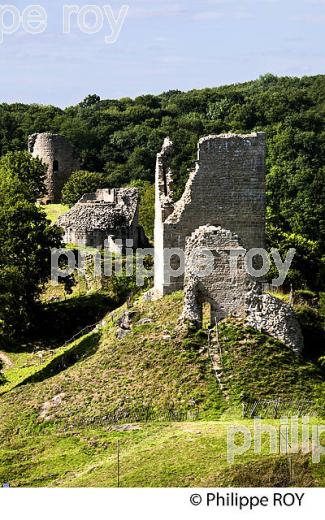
[42,204,68,224]
[0,331,100,396]
[218,320,323,401]
[0,293,224,430]
[0,419,324,487]
[1,292,324,430]
[1,291,325,487]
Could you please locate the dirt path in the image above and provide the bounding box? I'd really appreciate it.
[0,351,13,369]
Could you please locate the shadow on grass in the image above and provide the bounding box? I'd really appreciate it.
[17,331,101,388]
[219,453,314,487]
[6,293,119,353]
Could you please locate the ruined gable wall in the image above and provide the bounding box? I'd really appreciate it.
[154,133,266,295]
[154,138,175,294]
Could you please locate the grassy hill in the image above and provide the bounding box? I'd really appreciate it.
[1,291,325,487]
[0,293,224,430]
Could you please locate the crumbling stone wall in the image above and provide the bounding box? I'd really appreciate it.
[245,285,304,354]
[154,133,266,296]
[57,188,143,249]
[28,133,80,203]
[181,225,303,354]
[181,226,249,326]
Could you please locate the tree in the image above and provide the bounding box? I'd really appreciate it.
[0,150,46,202]
[61,170,110,206]
[0,153,62,343]
[129,180,155,241]
[79,94,101,108]
[0,74,324,291]
[266,223,325,291]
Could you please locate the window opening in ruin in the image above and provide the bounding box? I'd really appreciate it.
[163,167,168,196]
[170,253,181,271]
[53,160,59,172]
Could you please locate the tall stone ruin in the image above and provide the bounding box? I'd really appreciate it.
[154,133,266,296]
[28,133,80,203]
[153,133,303,353]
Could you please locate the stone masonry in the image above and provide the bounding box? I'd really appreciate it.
[181,225,303,354]
[154,133,266,296]
[28,133,80,203]
[155,134,303,353]
[57,188,143,249]
[181,225,249,325]
[245,284,304,354]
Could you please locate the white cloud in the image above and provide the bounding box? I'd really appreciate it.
[290,14,325,22]
[192,10,224,20]
[128,3,188,19]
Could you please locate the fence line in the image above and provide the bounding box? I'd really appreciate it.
[242,398,316,418]
[61,322,99,349]
[59,403,201,430]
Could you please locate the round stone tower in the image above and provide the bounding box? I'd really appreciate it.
[28,133,80,203]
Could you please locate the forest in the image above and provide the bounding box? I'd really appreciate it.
[0,74,325,291]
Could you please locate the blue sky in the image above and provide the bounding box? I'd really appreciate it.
[0,0,324,107]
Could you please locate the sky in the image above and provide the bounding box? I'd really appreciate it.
[0,0,324,107]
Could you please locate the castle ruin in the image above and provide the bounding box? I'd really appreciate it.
[57,188,145,249]
[180,225,303,353]
[154,133,266,296]
[28,133,80,203]
[153,133,303,353]
[181,226,249,325]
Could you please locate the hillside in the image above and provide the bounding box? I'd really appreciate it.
[0,293,224,430]
[1,292,323,427]
[1,291,325,487]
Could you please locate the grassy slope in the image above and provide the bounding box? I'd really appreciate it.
[0,332,99,396]
[0,293,224,434]
[218,320,322,401]
[1,291,325,487]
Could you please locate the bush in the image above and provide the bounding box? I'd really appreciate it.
[61,170,110,206]
[294,289,319,307]
[296,305,325,362]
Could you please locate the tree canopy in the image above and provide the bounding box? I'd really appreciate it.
[0,74,324,288]
[0,152,62,342]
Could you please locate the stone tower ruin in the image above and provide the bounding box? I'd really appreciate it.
[152,132,303,353]
[28,133,80,203]
[154,133,266,296]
